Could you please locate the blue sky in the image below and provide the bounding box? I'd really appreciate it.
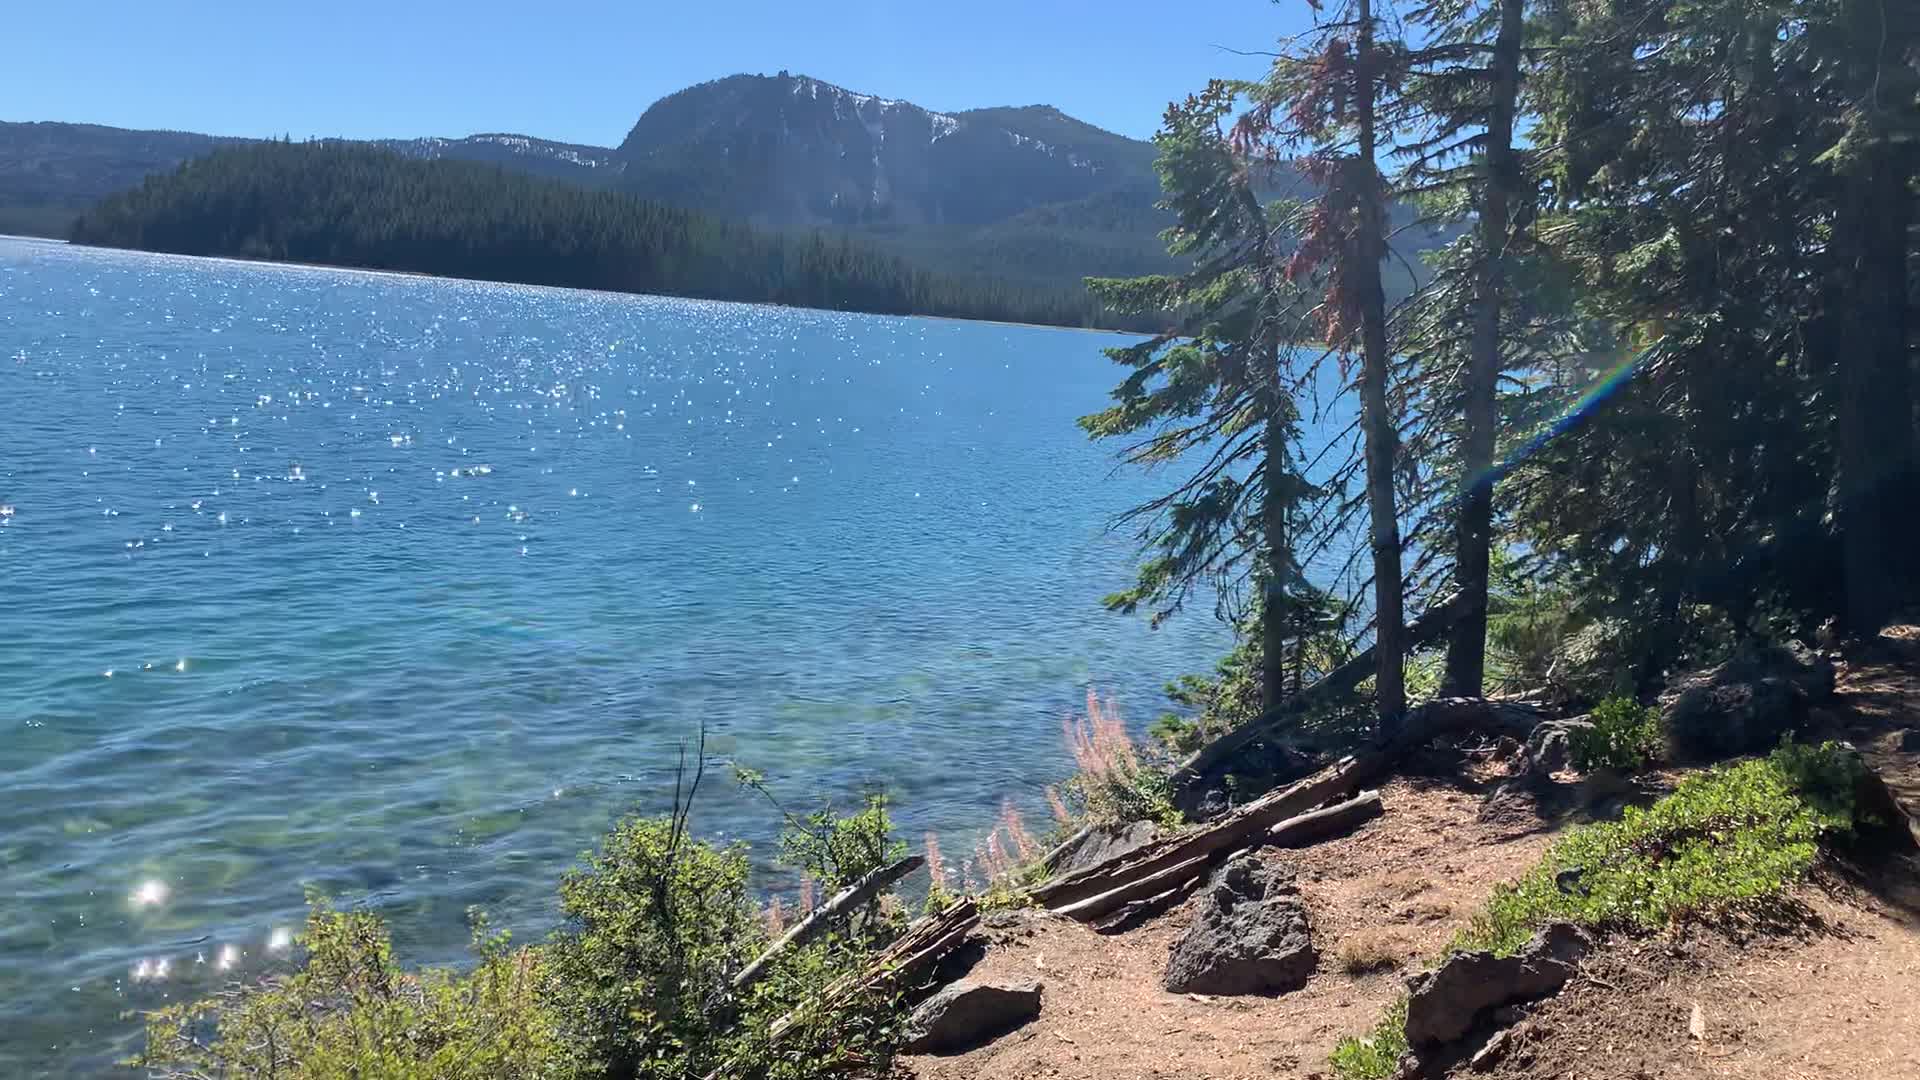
[5,0,1314,146]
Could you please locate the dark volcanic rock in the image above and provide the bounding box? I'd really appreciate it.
[1403,923,1589,1049]
[902,979,1044,1055]
[1661,642,1834,762]
[1162,853,1316,995]
[1050,820,1161,876]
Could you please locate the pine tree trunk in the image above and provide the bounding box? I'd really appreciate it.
[1442,0,1524,698]
[1263,320,1291,710]
[1355,0,1406,724]
[1835,155,1916,632]
[1834,0,1918,633]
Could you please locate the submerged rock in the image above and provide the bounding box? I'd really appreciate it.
[902,979,1044,1055]
[1403,922,1589,1049]
[1162,853,1315,995]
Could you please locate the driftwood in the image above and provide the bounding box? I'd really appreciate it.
[763,897,981,1044]
[1050,853,1211,922]
[730,854,923,994]
[1091,871,1205,934]
[1267,789,1382,847]
[1170,593,1473,798]
[1030,755,1379,913]
[1027,697,1545,929]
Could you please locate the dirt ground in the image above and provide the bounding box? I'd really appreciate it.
[904,631,1920,1080]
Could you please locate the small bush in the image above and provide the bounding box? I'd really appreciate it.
[1329,996,1410,1080]
[777,793,908,892]
[131,903,574,1079]
[1334,928,1410,975]
[544,816,766,1077]
[1451,741,1863,957]
[1571,695,1662,771]
[135,774,915,1080]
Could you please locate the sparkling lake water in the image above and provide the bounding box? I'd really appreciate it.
[0,237,1259,1075]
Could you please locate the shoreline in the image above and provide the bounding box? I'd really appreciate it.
[22,234,1142,336]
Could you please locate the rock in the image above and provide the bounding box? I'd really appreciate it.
[1403,923,1589,1049]
[1523,719,1588,776]
[1482,720,1598,817]
[1051,820,1161,876]
[1660,642,1834,762]
[1520,719,1594,779]
[1162,853,1316,995]
[1576,766,1636,810]
[1898,729,1920,753]
[901,979,1044,1055]
[1470,1024,1527,1072]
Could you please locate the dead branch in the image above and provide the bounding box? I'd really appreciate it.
[729,855,924,994]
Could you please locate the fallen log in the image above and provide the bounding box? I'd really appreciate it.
[1028,755,1377,912]
[1170,593,1472,800]
[1267,789,1382,847]
[1091,871,1205,935]
[730,854,923,994]
[1050,853,1210,922]
[1031,698,1545,920]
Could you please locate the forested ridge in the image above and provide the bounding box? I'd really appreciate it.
[69,141,1147,330]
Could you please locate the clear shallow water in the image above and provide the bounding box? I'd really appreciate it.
[0,238,1235,1076]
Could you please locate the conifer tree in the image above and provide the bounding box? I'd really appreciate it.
[1081,83,1326,709]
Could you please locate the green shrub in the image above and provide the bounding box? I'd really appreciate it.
[1451,741,1862,957]
[777,793,909,892]
[1571,695,1662,771]
[1328,996,1409,1080]
[131,903,575,1079]
[1329,741,1868,1080]
[133,789,915,1079]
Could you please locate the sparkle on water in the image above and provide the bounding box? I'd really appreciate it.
[0,238,1263,1077]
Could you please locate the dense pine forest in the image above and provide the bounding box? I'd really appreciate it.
[69,142,1148,330]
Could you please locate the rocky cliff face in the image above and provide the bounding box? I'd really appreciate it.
[616,73,1158,226]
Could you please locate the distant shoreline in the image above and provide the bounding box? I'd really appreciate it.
[24,235,1138,337]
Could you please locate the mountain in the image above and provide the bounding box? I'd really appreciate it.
[615,73,1160,228]
[0,121,621,236]
[5,73,1440,307]
[371,133,619,186]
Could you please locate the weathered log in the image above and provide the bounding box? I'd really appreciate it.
[1050,853,1211,922]
[1091,871,1205,934]
[1267,789,1383,847]
[1171,593,1473,798]
[1030,755,1377,912]
[731,854,923,993]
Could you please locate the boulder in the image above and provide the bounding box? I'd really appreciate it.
[1403,923,1589,1049]
[1050,820,1161,876]
[1162,853,1316,995]
[1660,642,1834,763]
[1521,719,1593,779]
[901,979,1043,1055]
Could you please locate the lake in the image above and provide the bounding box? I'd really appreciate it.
[0,237,1247,1075]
